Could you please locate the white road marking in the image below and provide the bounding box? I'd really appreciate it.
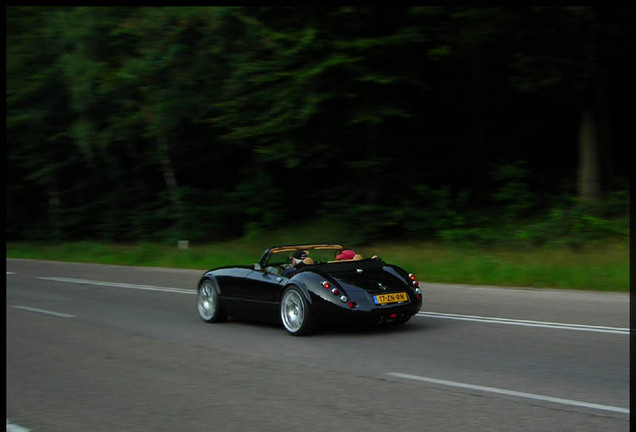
[387,372,630,415]
[417,312,629,335]
[11,305,75,319]
[37,277,195,295]
[6,420,32,432]
[7,272,16,275]
[34,277,628,335]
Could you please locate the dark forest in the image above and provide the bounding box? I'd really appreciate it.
[6,7,630,244]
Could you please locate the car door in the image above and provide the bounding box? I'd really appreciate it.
[241,269,286,303]
[228,268,283,321]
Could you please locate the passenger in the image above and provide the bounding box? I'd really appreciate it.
[336,250,357,260]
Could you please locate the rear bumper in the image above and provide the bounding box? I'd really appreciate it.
[310,294,421,326]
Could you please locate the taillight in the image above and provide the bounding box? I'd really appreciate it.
[409,273,422,298]
[324,280,347,302]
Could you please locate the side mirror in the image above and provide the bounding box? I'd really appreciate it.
[253,263,262,271]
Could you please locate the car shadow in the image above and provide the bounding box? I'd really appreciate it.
[310,318,432,337]
[209,314,446,337]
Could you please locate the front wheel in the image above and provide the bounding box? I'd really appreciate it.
[197,278,226,323]
[280,286,315,336]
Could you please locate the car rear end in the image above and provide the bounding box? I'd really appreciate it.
[300,259,422,326]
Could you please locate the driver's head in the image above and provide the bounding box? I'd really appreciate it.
[292,249,308,265]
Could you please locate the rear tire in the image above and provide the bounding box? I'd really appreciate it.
[197,278,226,323]
[280,286,315,336]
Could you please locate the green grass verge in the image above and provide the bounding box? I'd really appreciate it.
[6,235,629,292]
[369,241,629,291]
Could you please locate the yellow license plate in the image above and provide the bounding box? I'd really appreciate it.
[373,292,409,305]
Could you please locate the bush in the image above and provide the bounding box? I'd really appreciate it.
[437,227,502,246]
[492,161,536,217]
[515,196,629,248]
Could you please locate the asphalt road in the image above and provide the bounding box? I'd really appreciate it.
[6,258,630,432]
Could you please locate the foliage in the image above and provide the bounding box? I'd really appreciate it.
[515,197,630,249]
[492,161,536,217]
[6,7,630,244]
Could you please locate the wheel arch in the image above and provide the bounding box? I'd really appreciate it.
[198,271,224,294]
[279,272,323,304]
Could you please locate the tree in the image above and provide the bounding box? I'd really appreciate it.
[6,6,629,242]
[7,7,75,239]
[506,6,626,203]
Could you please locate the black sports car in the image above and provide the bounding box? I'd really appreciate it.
[196,244,422,335]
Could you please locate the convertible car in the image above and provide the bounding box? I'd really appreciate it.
[196,244,422,335]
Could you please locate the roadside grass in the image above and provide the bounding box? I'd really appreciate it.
[368,241,629,291]
[6,234,629,292]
